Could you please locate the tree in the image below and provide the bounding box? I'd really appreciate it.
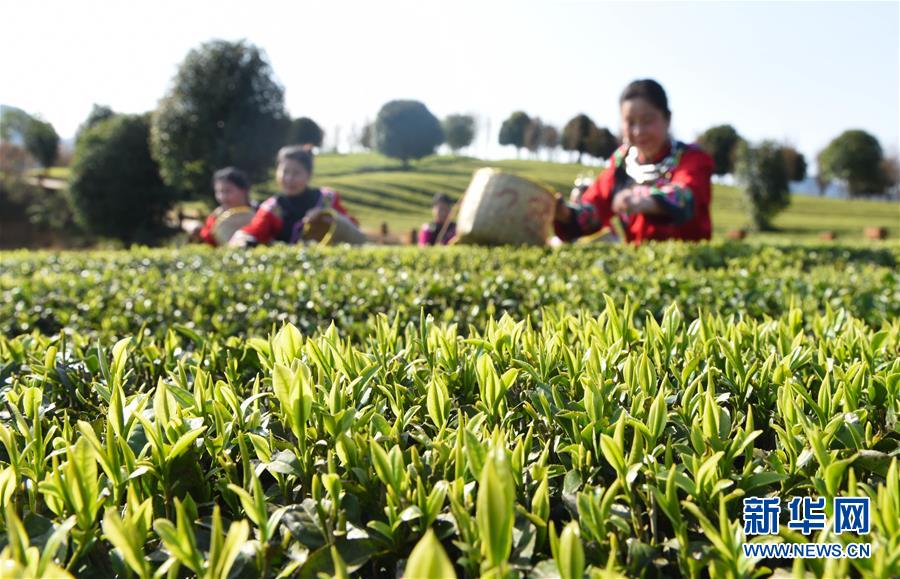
[0,105,32,144]
[443,114,476,153]
[562,114,602,163]
[151,40,289,199]
[287,117,324,148]
[24,117,59,179]
[818,130,885,196]
[523,117,543,156]
[69,114,176,245]
[697,125,742,176]
[498,111,531,156]
[795,152,807,182]
[881,155,899,199]
[76,104,115,142]
[586,126,619,160]
[814,173,829,196]
[359,122,373,150]
[734,140,791,231]
[540,124,559,150]
[373,100,444,167]
[780,146,807,182]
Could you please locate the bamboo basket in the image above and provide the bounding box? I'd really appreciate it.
[454,168,555,246]
[302,209,368,245]
[211,207,255,246]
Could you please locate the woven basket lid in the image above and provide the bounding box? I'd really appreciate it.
[212,207,255,245]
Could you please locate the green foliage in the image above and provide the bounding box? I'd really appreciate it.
[781,145,807,182]
[24,117,59,170]
[358,123,373,150]
[3,242,899,339]
[561,113,617,163]
[288,117,324,148]
[524,119,565,157]
[0,105,33,143]
[373,100,444,166]
[404,529,456,578]
[68,114,176,245]
[0,298,898,577]
[540,124,559,151]
[523,117,544,153]
[734,140,791,231]
[561,114,594,161]
[698,124,743,176]
[555,521,585,579]
[476,444,514,574]
[75,104,114,143]
[586,125,618,160]
[818,129,886,196]
[442,114,476,153]
[0,171,80,237]
[150,39,289,198]
[498,111,531,152]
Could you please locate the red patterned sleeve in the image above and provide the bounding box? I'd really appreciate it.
[638,147,714,227]
[554,162,616,241]
[197,213,218,246]
[669,148,713,216]
[237,197,283,245]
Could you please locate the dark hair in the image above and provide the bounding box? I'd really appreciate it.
[432,193,453,206]
[213,167,250,191]
[277,145,314,174]
[620,79,671,120]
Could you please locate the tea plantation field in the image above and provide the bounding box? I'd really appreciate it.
[308,154,900,241]
[0,242,898,578]
[44,153,900,241]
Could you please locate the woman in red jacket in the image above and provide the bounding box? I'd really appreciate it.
[230,146,357,246]
[554,79,714,243]
[193,167,253,246]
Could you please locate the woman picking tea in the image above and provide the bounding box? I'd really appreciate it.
[554,79,714,244]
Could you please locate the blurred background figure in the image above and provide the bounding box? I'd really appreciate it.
[190,167,254,246]
[418,193,457,246]
[554,79,714,244]
[230,147,358,247]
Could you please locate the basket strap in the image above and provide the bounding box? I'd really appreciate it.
[301,209,337,245]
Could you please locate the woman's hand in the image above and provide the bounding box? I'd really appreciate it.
[553,193,572,222]
[613,187,665,215]
[611,190,633,213]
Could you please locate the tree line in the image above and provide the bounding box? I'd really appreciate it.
[695,124,898,229]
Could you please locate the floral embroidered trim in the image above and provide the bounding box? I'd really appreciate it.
[615,140,685,189]
[320,188,337,209]
[648,184,694,224]
[571,202,602,234]
[615,140,694,224]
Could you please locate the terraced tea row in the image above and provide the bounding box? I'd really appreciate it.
[2,243,898,342]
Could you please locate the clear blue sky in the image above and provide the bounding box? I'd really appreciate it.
[3,0,897,165]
